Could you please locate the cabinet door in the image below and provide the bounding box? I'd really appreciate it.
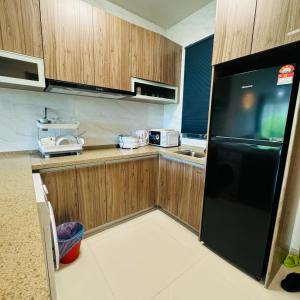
[186,166,205,231]
[159,157,184,216]
[106,160,128,222]
[41,167,78,225]
[131,25,159,83]
[160,37,182,86]
[0,0,43,57]
[252,0,300,53]
[106,156,158,222]
[131,27,182,86]
[212,0,257,64]
[93,8,131,90]
[138,156,158,211]
[159,157,205,232]
[76,163,106,230]
[40,0,94,85]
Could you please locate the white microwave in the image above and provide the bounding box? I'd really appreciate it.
[0,50,45,91]
[149,129,179,147]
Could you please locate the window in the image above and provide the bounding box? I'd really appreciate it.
[181,35,214,139]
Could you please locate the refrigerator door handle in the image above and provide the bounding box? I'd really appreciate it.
[212,136,283,146]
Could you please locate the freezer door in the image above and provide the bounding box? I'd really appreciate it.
[211,65,294,141]
[201,141,282,279]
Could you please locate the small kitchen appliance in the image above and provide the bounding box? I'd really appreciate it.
[135,130,149,146]
[149,129,179,147]
[118,135,140,149]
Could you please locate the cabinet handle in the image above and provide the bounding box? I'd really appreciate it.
[287,28,300,36]
[105,155,158,164]
[39,165,76,173]
[42,184,49,195]
[160,154,205,169]
[75,161,105,169]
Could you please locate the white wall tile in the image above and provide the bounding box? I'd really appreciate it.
[0,88,163,151]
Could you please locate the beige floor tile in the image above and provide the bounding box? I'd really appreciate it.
[55,242,114,300]
[153,259,252,300]
[86,218,206,300]
[86,212,149,243]
[147,210,201,249]
[153,244,300,300]
[55,211,299,300]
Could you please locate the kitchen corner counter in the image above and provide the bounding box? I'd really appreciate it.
[0,153,50,299]
[30,145,206,170]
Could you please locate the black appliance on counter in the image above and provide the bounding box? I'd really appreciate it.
[201,64,299,280]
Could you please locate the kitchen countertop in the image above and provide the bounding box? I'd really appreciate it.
[0,153,50,299]
[31,145,206,170]
[0,145,205,298]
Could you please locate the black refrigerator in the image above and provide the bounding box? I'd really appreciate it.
[201,64,299,280]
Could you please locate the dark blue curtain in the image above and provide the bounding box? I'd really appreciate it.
[181,35,214,137]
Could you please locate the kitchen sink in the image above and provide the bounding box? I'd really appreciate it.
[175,150,205,158]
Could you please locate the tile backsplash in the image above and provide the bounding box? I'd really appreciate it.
[0,88,164,152]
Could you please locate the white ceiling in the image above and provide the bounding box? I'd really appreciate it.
[106,0,212,29]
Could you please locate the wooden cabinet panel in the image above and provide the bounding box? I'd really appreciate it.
[160,36,182,86]
[0,0,43,57]
[106,157,158,222]
[76,163,106,230]
[252,0,300,54]
[187,166,205,231]
[93,8,131,90]
[159,157,205,232]
[40,0,94,84]
[285,0,300,45]
[131,26,181,86]
[106,160,128,222]
[138,156,158,211]
[159,157,183,216]
[212,0,256,64]
[131,25,157,83]
[41,167,78,225]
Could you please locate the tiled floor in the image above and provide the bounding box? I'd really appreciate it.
[55,210,300,300]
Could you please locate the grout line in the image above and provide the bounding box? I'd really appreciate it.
[150,249,205,300]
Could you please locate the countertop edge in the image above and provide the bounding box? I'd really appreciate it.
[31,146,206,171]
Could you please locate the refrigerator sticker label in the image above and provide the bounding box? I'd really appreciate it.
[277,65,295,85]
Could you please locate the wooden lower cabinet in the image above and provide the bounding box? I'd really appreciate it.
[40,167,78,225]
[41,163,106,230]
[106,156,158,222]
[76,163,106,230]
[40,155,203,232]
[159,157,205,232]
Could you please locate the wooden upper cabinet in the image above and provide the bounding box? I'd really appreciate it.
[76,163,107,230]
[0,0,43,57]
[160,36,182,86]
[40,167,78,225]
[212,0,257,64]
[39,0,181,87]
[40,0,94,85]
[252,0,300,54]
[131,25,182,86]
[131,25,159,83]
[93,8,131,91]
